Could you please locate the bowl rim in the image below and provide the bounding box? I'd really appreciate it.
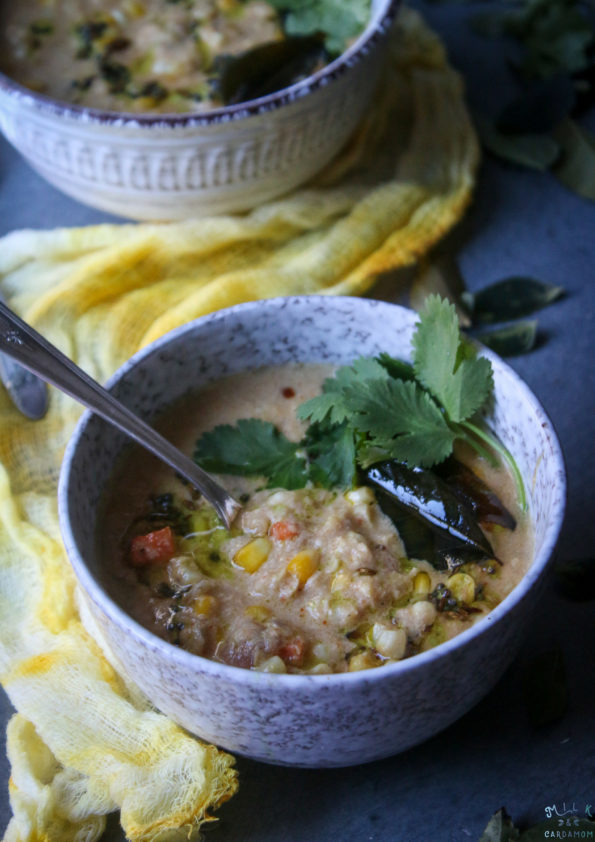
[0,0,401,128]
[58,295,567,689]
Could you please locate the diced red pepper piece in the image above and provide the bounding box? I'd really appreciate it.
[269,520,300,541]
[278,637,306,667]
[129,526,176,567]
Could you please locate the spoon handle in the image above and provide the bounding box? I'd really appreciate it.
[0,302,241,529]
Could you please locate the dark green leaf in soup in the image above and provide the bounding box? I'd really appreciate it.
[194,418,309,489]
[213,34,326,105]
[462,278,565,325]
[473,320,538,357]
[364,460,496,562]
[435,458,517,531]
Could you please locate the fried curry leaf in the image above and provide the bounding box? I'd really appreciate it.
[194,418,308,489]
[462,278,565,324]
[413,295,493,424]
[436,458,517,530]
[214,34,326,105]
[364,460,496,560]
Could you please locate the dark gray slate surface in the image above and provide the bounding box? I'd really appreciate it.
[1,2,594,840]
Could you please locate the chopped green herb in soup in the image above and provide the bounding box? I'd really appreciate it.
[0,0,370,113]
[101,362,532,675]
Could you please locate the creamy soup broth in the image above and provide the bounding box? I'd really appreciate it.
[0,0,286,112]
[100,363,532,674]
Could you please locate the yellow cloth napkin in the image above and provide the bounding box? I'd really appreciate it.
[0,9,479,841]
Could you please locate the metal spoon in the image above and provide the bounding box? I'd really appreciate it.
[0,294,49,419]
[0,301,241,529]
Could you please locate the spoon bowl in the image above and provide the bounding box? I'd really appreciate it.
[0,301,240,528]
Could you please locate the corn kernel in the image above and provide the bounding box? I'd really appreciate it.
[447,572,476,604]
[193,595,217,616]
[345,487,375,505]
[348,650,379,672]
[286,550,319,588]
[371,624,407,660]
[256,655,287,674]
[244,605,270,624]
[234,537,271,573]
[413,571,432,595]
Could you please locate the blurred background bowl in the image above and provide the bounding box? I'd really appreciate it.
[58,296,566,767]
[0,0,400,221]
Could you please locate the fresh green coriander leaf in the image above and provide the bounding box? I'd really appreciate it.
[297,357,389,425]
[376,352,415,381]
[478,808,520,842]
[345,378,456,468]
[413,295,493,423]
[269,0,370,56]
[304,421,357,488]
[194,419,308,488]
[474,320,538,357]
[463,277,565,324]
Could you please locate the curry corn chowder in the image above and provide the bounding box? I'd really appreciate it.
[100,364,532,675]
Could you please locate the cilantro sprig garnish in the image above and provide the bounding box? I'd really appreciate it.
[194,296,526,509]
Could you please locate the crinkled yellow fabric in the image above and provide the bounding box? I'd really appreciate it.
[0,9,479,841]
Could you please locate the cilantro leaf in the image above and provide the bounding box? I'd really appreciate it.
[413,295,493,423]
[194,419,308,489]
[304,421,357,488]
[269,0,371,56]
[297,357,389,425]
[344,378,456,468]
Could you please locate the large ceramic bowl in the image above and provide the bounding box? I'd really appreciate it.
[58,297,565,767]
[0,1,399,220]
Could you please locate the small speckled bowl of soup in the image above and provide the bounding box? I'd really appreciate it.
[0,0,401,219]
[59,296,565,767]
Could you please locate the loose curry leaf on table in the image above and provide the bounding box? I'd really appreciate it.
[462,278,565,324]
[474,320,538,357]
[553,118,595,200]
[475,114,560,171]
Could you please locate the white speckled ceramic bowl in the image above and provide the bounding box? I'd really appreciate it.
[0,1,399,221]
[59,297,565,767]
